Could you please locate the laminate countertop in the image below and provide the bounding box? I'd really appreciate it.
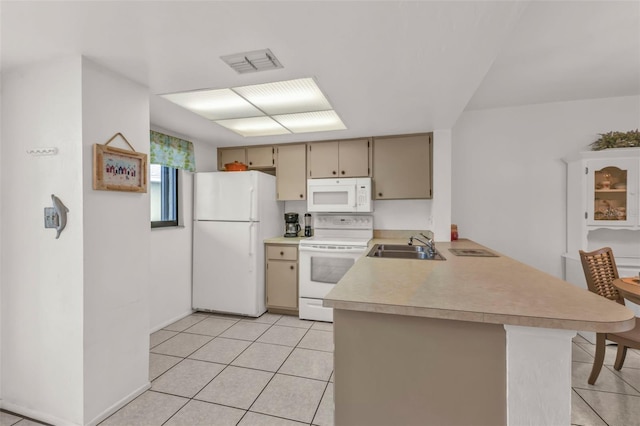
[324,238,634,333]
[263,236,308,245]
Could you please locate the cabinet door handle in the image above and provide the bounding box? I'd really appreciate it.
[299,194,303,198]
[378,193,383,197]
[280,251,284,256]
[249,161,253,165]
[290,265,295,270]
[341,170,345,175]
[332,171,336,175]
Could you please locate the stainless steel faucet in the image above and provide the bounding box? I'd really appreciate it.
[408,231,435,254]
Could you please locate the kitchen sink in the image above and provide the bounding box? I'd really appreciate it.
[373,244,427,252]
[367,244,446,260]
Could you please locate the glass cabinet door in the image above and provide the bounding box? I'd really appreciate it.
[587,159,637,227]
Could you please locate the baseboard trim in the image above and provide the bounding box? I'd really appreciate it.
[149,309,194,333]
[2,381,151,426]
[1,400,80,426]
[86,381,151,426]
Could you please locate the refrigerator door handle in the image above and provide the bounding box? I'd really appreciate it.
[249,186,256,221]
[248,222,255,272]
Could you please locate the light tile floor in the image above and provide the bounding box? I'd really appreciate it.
[571,333,640,426]
[3,315,640,425]
[104,312,334,426]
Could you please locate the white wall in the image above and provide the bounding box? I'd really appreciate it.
[81,58,151,424]
[371,200,433,231]
[284,198,434,236]
[1,55,155,426]
[1,56,85,425]
[192,138,218,172]
[0,71,3,404]
[432,129,452,241]
[148,168,194,331]
[149,125,217,331]
[452,95,640,278]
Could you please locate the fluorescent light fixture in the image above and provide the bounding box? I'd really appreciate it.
[233,78,332,115]
[162,88,264,120]
[214,116,291,137]
[273,110,346,133]
[161,77,346,136]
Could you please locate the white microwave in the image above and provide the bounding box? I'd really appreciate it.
[307,178,373,213]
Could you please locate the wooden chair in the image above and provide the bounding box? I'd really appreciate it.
[579,247,640,384]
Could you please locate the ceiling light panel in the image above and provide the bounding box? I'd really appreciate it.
[273,110,346,133]
[233,78,332,115]
[214,116,291,137]
[162,89,264,120]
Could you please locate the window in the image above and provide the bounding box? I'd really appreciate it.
[151,164,178,228]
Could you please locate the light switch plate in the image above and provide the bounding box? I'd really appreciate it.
[44,207,58,228]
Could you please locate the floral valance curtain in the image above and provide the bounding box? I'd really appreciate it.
[150,130,196,172]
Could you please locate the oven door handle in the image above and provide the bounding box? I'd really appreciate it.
[299,245,367,253]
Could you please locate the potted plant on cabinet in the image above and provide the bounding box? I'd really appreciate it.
[590,129,640,151]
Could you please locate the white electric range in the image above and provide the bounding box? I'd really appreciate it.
[298,214,373,322]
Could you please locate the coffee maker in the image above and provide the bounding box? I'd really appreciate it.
[284,212,301,237]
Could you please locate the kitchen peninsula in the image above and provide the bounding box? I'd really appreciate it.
[324,238,634,426]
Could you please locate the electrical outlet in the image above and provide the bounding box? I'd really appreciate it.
[44,207,58,228]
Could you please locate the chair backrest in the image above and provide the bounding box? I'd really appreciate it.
[579,247,623,305]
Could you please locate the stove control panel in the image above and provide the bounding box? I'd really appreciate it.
[313,214,373,230]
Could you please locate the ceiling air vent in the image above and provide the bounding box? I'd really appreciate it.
[221,49,283,74]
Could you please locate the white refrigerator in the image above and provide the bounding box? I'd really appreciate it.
[192,171,283,317]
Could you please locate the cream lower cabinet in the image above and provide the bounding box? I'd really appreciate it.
[276,144,307,201]
[373,133,433,199]
[265,244,298,314]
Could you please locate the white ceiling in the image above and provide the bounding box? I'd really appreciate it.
[2,1,638,147]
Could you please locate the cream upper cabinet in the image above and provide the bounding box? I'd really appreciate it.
[218,146,274,170]
[247,146,274,169]
[308,138,370,178]
[215,133,434,200]
[339,138,370,177]
[218,148,246,171]
[276,144,307,201]
[373,133,432,199]
[308,141,339,178]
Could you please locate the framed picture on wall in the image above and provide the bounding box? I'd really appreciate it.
[93,136,147,193]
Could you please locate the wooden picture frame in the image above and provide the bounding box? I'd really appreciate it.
[93,142,147,193]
